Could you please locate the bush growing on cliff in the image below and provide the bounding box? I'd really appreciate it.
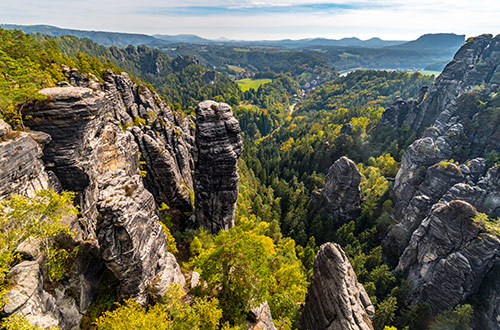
[190,220,307,328]
[0,189,78,308]
[95,284,232,330]
[0,190,78,330]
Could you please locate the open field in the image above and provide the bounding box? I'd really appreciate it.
[236,78,272,91]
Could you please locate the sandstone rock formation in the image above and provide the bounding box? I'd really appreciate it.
[381,34,500,327]
[97,171,185,303]
[194,100,243,232]
[398,200,500,313]
[247,301,277,330]
[302,243,374,330]
[323,156,362,224]
[0,70,196,327]
[3,261,64,329]
[381,34,500,133]
[22,76,187,303]
[0,119,52,198]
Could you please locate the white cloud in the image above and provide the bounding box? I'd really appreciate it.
[0,0,499,39]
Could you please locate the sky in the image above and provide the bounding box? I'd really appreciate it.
[1,0,500,40]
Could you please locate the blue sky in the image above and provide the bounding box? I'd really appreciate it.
[1,0,500,40]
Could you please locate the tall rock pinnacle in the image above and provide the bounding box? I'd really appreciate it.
[194,100,243,232]
[302,243,375,330]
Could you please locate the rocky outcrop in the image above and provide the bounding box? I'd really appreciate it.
[3,261,72,329]
[2,66,245,327]
[102,71,195,217]
[381,34,500,327]
[323,156,362,224]
[381,34,500,133]
[194,100,243,232]
[398,200,500,313]
[1,70,193,330]
[384,158,500,325]
[0,119,52,198]
[97,171,184,304]
[384,35,500,222]
[247,301,277,330]
[384,161,467,264]
[22,81,186,304]
[302,243,374,330]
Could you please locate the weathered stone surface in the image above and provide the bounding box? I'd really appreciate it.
[398,200,500,313]
[0,118,11,137]
[385,162,466,265]
[383,36,500,298]
[194,100,243,232]
[190,271,201,289]
[0,120,51,198]
[247,301,277,330]
[323,156,362,224]
[102,71,195,221]
[132,129,192,214]
[302,243,374,330]
[470,260,500,329]
[17,71,188,324]
[381,34,500,133]
[3,261,68,329]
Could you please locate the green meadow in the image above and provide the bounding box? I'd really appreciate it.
[236,78,272,92]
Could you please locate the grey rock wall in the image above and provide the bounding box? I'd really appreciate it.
[302,243,374,330]
[194,100,243,232]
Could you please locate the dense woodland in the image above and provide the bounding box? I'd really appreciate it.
[0,28,475,330]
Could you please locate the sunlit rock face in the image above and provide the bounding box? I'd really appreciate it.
[194,100,242,233]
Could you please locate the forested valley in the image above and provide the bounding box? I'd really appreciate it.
[0,27,496,330]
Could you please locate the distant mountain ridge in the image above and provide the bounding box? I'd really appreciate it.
[0,24,164,46]
[387,33,465,51]
[2,23,407,48]
[1,24,464,53]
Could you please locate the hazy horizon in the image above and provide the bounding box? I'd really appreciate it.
[1,0,499,40]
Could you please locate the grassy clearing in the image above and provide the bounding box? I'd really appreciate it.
[236,78,272,92]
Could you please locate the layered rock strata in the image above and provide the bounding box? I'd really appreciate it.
[302,243,374,330]
[194,100,243,232]
[1,70,194,328]
[381,34,500,327]
[323,156,362,224]
[0,119,51,198]
[22,81,186,303]
[398,200,500,313]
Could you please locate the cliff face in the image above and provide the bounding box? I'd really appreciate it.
[323,156,362,225]
[0,69,206,327]
[381,34,500,133]
[194,100,242,232]
[302,243,374,330]
[0,119,52,198]
[398,200,500,313]
[2,65,245,327]
[382,34,500,327]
